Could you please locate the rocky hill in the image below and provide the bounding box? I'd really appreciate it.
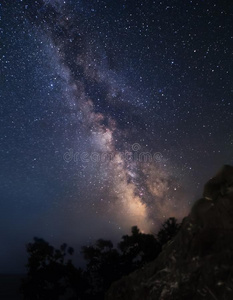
[106,165,233,300]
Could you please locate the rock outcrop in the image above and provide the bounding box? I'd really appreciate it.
[106,165,233,300]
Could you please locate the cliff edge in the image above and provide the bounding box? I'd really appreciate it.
[106,165,233,300]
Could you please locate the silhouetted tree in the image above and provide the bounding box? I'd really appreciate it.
[20,237,88,300]
[21,218,180,299]
[157,217,180,247]
[82,239,121,300]
[118,226,161,274]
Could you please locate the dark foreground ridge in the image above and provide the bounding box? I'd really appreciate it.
[106,165,233,300]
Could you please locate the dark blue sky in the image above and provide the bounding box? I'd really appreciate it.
[1,0,233,273]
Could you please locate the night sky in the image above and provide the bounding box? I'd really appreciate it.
[1,0,233,273]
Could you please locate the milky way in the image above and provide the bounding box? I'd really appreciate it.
[1,0,233,272]
[30,0,190,231]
